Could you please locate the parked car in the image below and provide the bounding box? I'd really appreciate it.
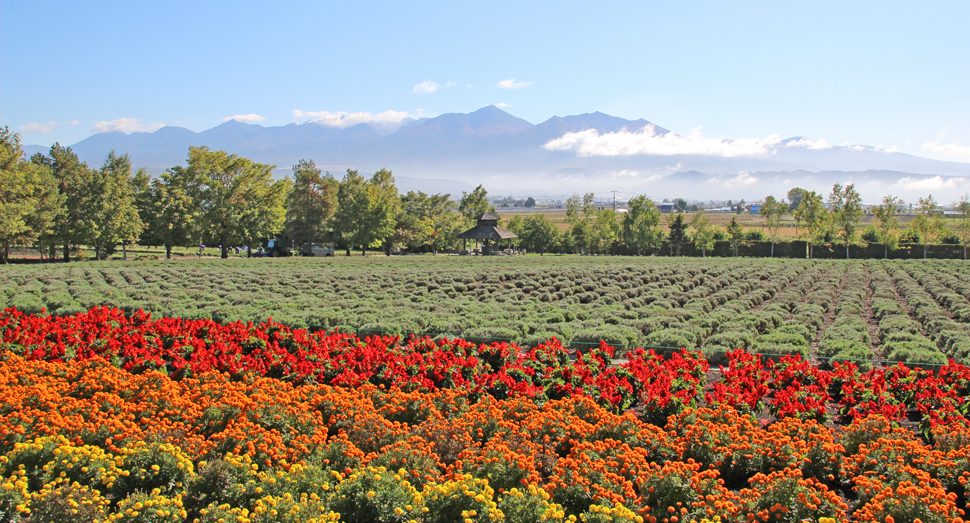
[299,243,335,257]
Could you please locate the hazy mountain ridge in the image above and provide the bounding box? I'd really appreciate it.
[21,105,970,201]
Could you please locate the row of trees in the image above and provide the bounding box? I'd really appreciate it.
[0,127,144,263]
[508,184,970,260]
[0,127,500,262]
[501,193,718,257]
[776,185,970,260]
[0,129,293,262]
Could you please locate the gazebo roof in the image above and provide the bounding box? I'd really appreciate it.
[457,211,517,240]
[457,224,518,240]
[475,212,502,221]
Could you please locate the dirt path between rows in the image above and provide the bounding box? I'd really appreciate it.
[862,263,884,361]
[810,265,847,358]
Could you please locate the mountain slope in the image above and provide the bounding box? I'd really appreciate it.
[24,106,969,203]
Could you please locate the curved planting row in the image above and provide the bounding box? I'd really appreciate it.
[816,265,875,367]
[886,265,969,365]
[747,263,835,360]
[867,264,944,366]
[698,262,836,360]
[684,262,817,358]
[898,262,970,363]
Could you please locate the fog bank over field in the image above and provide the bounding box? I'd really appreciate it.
[478,169,970,204]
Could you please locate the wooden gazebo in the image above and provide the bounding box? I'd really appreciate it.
[457,212,517,254]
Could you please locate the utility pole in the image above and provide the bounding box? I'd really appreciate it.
[611,190,618,211]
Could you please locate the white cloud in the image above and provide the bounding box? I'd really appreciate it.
[497,79,533,89]
[19,120,78,133]
[495,103,513,108]
[223,114,265,123]
[783,137,832,150]
[91,118,164,133]
[444,82,456,88]
[543,126,846,158]
[894,175,969,192]
[544,126,781,157]
[610,169,642,178]
[719,171,760,187]
[292,109,412,129]
[413,80,439,94]
[922,128,970,161]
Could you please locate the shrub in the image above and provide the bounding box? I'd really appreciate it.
[462,326,519,346]
[705,331,754,351]
[886,346,947,366]
[571,325,641,351]
[329,466,421,523]
[357,323,403,340]
[112,489,187,522]
[739,468,847,523]
[643,328,695,353]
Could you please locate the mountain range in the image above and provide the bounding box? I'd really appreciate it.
[24,106,970,202]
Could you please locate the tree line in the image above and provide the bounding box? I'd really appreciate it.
[0,127,497,262]
[527,185,970,260]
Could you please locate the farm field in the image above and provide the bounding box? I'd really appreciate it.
[2,307,970,522]
[3,256,970,368]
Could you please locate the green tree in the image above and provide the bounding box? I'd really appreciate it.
[142,167,200,259]
[827,183,863,259]
[369,169,401,256]
[506,215,525,237]
[131,167,152,223]
[283,159,339,249]
[690,211,716,257]
[74,151,143,260]
[910,195,947,259]
[0,127,61,263]
[955,194,970,261]
[794,190,827,258]
[565,193,595,254]
[184,146,288,259]
[31,143,90,261]
[520,213,559,254]
[332,168,399,256]
[396,191,456,254]
[873,195,904,259]
[760,195,787,257]
[130,167,156,259]
[622,195,663,255]
[424,209,465,254]
[726,216,744,257]
[787,187,809,213]
[524,197,536,208]
[592,208,621,254]
[333,169,368,256]
[458,184,494,221]
[666,213,689,256]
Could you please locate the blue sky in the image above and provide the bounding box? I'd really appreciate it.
[2,0,968,162]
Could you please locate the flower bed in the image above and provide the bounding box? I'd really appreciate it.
[2,307,970,522]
